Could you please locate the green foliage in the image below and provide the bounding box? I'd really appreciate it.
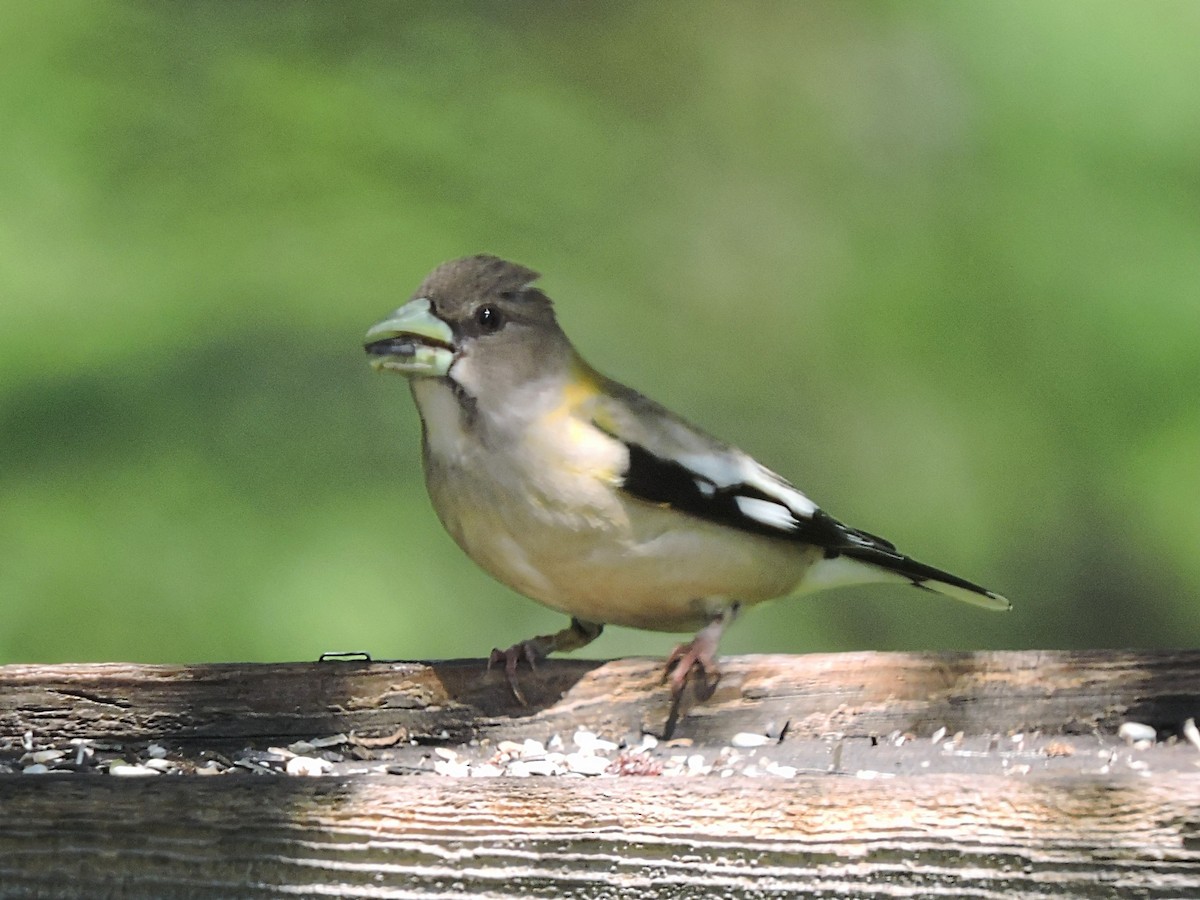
[2,1,1197,663]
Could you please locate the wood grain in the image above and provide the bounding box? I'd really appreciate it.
[0,773,1197,899]
[1,649,1197,745]
[1,650,1198,899]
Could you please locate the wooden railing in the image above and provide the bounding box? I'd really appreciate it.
[1,650,1197,898]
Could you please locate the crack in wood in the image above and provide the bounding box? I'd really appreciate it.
[46,689,134,710]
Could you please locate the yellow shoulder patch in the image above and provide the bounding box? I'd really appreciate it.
[547,357,604,419]
[532,358,624,487]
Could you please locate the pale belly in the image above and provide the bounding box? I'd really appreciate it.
[411,377,817,632]
[427,459,817,633]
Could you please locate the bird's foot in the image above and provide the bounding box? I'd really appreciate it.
[662,612,732,700]
[487,618,604,706]
[487,640,545,705]
[663,638,721,700]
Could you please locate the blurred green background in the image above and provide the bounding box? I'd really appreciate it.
[2,1,1197,665]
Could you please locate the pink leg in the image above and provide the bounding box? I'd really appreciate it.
[663,609,734,699]
[489,618,603,705]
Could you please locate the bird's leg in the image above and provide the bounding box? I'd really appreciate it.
[489,617,603,705]
[663,605,738,699]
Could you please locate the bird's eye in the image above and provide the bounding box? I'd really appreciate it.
[475,305,504,333]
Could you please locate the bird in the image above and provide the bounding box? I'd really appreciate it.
[364,255,1009,701]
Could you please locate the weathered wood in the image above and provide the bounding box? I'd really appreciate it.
[2,649,1198,745]
[1,650,1198,899]
[1,773,1197,899]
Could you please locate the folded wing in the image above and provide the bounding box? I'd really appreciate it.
[590,385,1009,611]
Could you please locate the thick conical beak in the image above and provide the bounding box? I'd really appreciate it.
[363,298,456,378]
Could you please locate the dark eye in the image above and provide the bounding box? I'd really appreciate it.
[475,305,504,333]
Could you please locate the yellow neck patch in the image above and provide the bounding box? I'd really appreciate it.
[551,357,604,418]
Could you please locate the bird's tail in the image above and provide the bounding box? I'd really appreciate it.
[800,542,1010,611]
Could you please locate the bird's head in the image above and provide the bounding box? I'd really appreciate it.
[364,255,573,401]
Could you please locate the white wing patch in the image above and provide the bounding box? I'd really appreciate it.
[680,452,818,521]
[743,460,818,518]
[733,496,801,532]
[672,451,820,535]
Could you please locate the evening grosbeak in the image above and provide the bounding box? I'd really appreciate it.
[364,255,1008,700]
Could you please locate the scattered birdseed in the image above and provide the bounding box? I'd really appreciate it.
[503,759,534,777]
[109,764,160,777]
[565,753,610,776]
[1118,722,1156,745]
[609,750,664,776]
[433,758,472,777]
[731,732,772,748]
[286,756,333,777]
[521,758,561,777]
[686,753,709,775]
[1183,718,1200,752]
[520,738,547,759]
[573,729,618,753]
[23,749,65,765]
[21,712,1186,782]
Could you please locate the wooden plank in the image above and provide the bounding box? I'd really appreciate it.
[1,649,1198,745]
[1,650,1198,898]
[0,773,1197,899]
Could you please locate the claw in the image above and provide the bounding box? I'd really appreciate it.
[661,612,732,701]
[484,618,604,707]
[487,641,543,705]
[663,640,720,700]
